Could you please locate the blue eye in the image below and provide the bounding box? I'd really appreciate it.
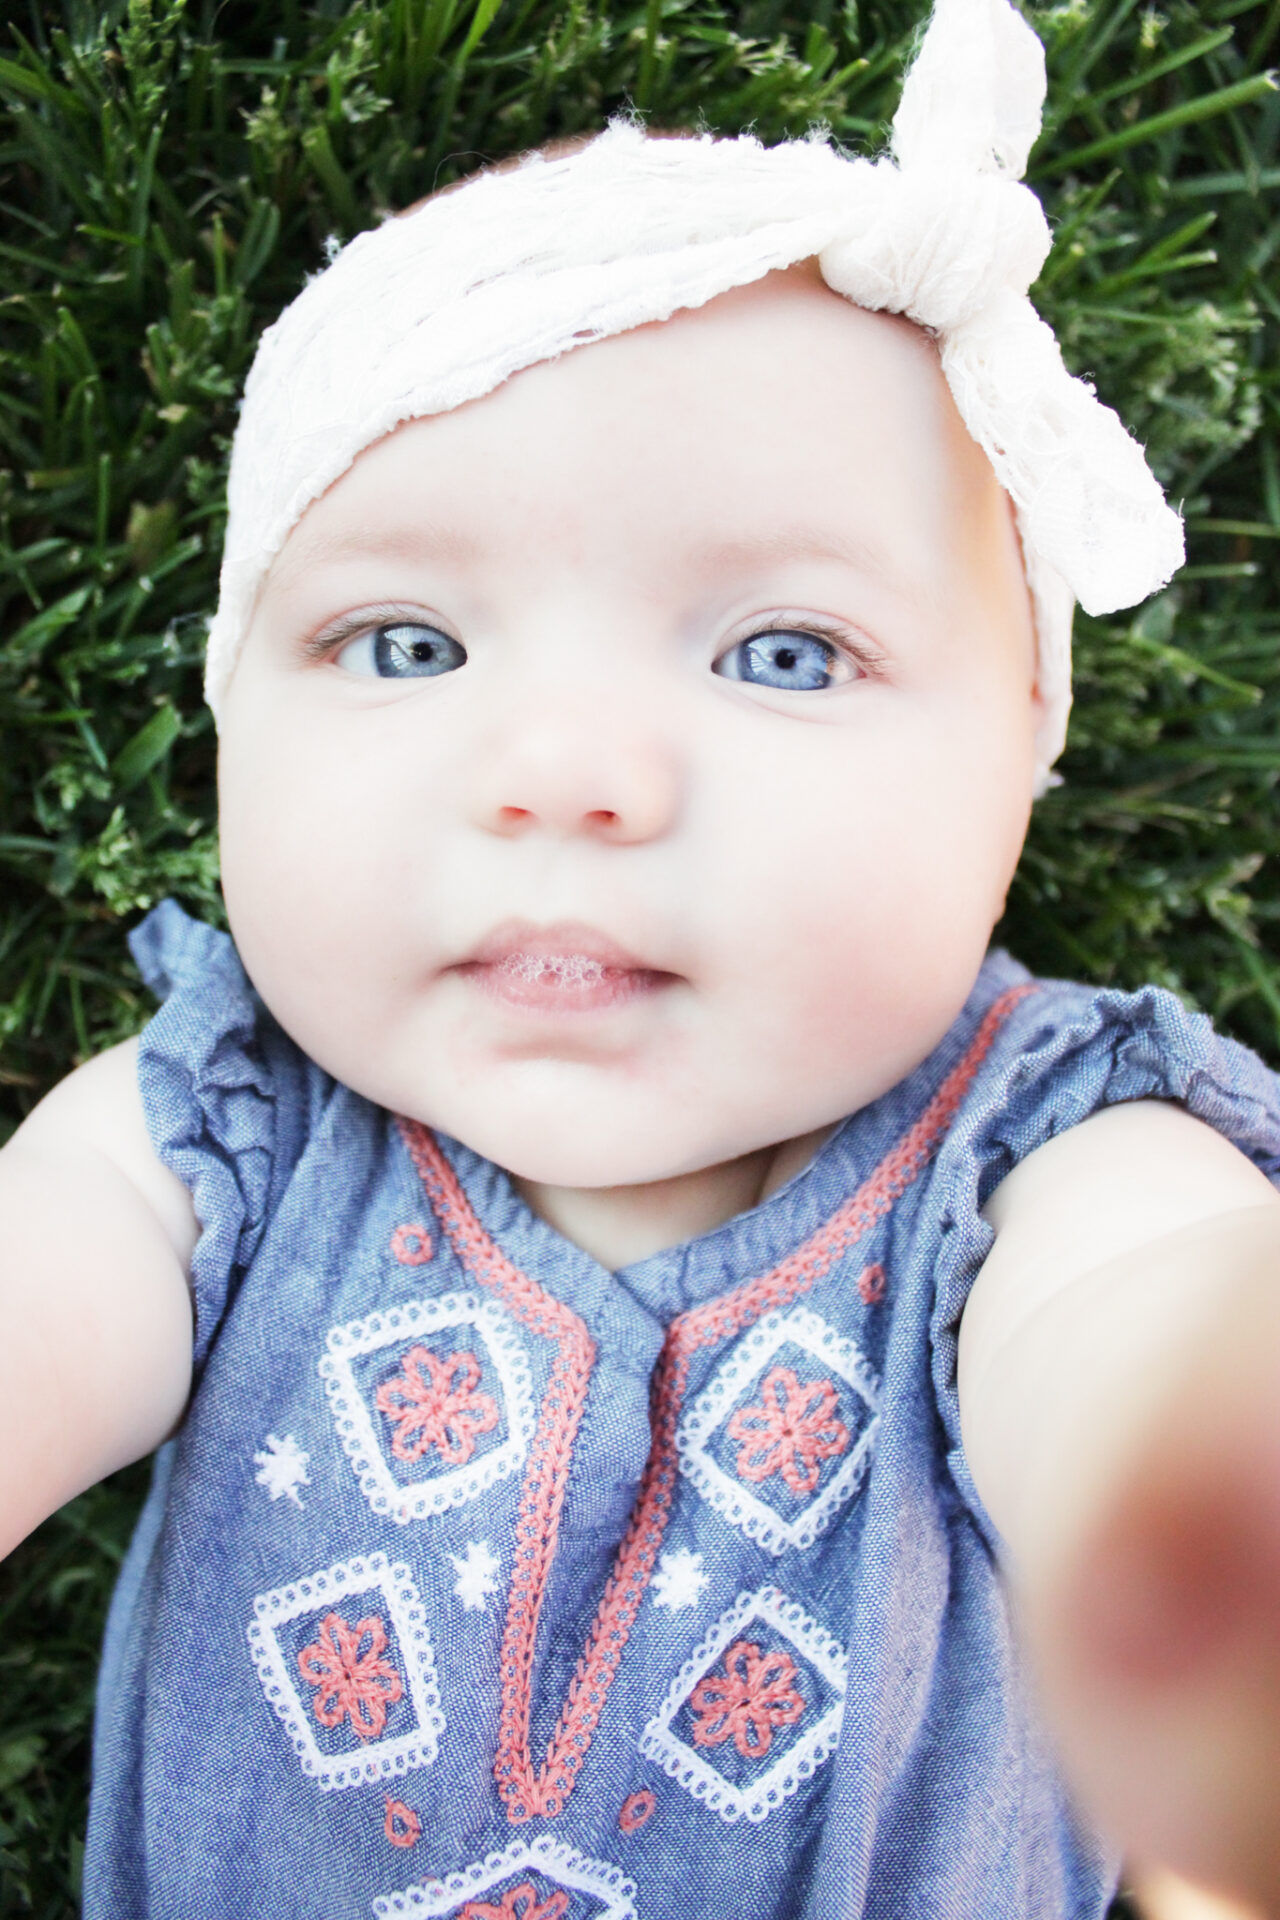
[716,629,845,692]
[336,623,467,679]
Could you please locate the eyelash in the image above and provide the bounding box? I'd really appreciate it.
[303,606,882,678]
[301,603,447,660]
[732,613,880,679]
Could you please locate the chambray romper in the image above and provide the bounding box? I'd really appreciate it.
[85,903,1280,1920]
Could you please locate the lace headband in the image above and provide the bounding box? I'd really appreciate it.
[205,0,1185,792]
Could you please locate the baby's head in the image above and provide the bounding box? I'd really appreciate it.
[219,265,1039,1186]
[208,0,1184,1189]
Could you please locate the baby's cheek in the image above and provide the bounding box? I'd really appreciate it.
[219,723,387,1039]
[726,756,1014,1082]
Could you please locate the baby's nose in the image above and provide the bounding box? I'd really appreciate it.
[465,692,680,844]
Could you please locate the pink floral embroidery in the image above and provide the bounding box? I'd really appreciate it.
[689,1639,806,1760]
[296,1610,405,1740]
[397,980,1032,1823]
[459,1886,569,1920]
[618,1787,656,1832]
[727,1366,850,1496]
[375,1345,500,1465]
[384,1796,421,1847]
[390,1222,434,1265]
[857,1262,886,1305]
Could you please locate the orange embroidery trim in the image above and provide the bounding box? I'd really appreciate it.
[618,1787,656,1832]
[400,981,1030,1823]
[397,1122,597,1822]
[857,1261,886,1305]
[460,1887,569,1920]
[391,1222,434,1265]
[384,1796,422,1848]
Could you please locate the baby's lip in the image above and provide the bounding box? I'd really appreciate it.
[451,921,680,1013]
[460,920,666,976]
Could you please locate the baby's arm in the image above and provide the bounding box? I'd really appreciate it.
[959,1100,1280,1910]
[0,1043,196,1560]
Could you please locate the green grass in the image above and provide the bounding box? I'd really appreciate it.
[1,0,1278,1910]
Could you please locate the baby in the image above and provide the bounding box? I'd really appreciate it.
[3,1,1280,1916]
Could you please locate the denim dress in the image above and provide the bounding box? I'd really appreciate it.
[85,903,1280,1920]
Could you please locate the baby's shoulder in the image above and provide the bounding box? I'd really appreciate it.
[953,956,1280,1185]
[129,899,341,1181]
[14,1037,197,1263]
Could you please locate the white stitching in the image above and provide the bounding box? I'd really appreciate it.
[319,1292,536,1524]
[638,1584,846,1824]
[247,1552,445,1792]
[373,1832,638,1917]
[678,1306,880,1555]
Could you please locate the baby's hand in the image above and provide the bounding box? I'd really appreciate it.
[1022,1246,1280,1915]
[959,1101,1280,1914]
[1133,1871,1269,1920]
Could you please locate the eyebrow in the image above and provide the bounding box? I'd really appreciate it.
[694,527,938,606]
[264,520,484,596]
[266,519,942,613]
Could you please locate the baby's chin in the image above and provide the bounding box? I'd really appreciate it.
[412,1087,828,1195]
[346,1011,947,1197]
[436,1115,746,1191]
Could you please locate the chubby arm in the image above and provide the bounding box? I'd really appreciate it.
[959,1099,1280,1911]
[0,1040,196,1560]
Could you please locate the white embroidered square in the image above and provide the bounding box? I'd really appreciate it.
[320,1290,535,1523]
[247,1552,444,1791]
[374,1834,638,1917]
[639,1585,847,1825]
[678,1305,880,1555]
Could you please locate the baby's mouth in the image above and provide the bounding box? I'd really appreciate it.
[454,921,676,1014]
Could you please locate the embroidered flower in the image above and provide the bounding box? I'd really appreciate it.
[727,1366,850,1496]
[688,1638,805,1760]
[296,1610,405,1740]
[375,1345,500,1466]
[459,1885,570,1920]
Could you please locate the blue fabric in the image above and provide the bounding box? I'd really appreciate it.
[85,901,1280,1920]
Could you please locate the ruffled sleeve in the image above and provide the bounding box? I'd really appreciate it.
[927,969,1280,1542]
[129,900,278,1374]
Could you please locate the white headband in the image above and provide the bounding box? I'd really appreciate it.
[206,0,1185,792]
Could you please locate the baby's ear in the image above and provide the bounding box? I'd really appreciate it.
[1029,666,1049,729]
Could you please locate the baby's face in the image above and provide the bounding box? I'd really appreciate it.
[219,266,1040,1187]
